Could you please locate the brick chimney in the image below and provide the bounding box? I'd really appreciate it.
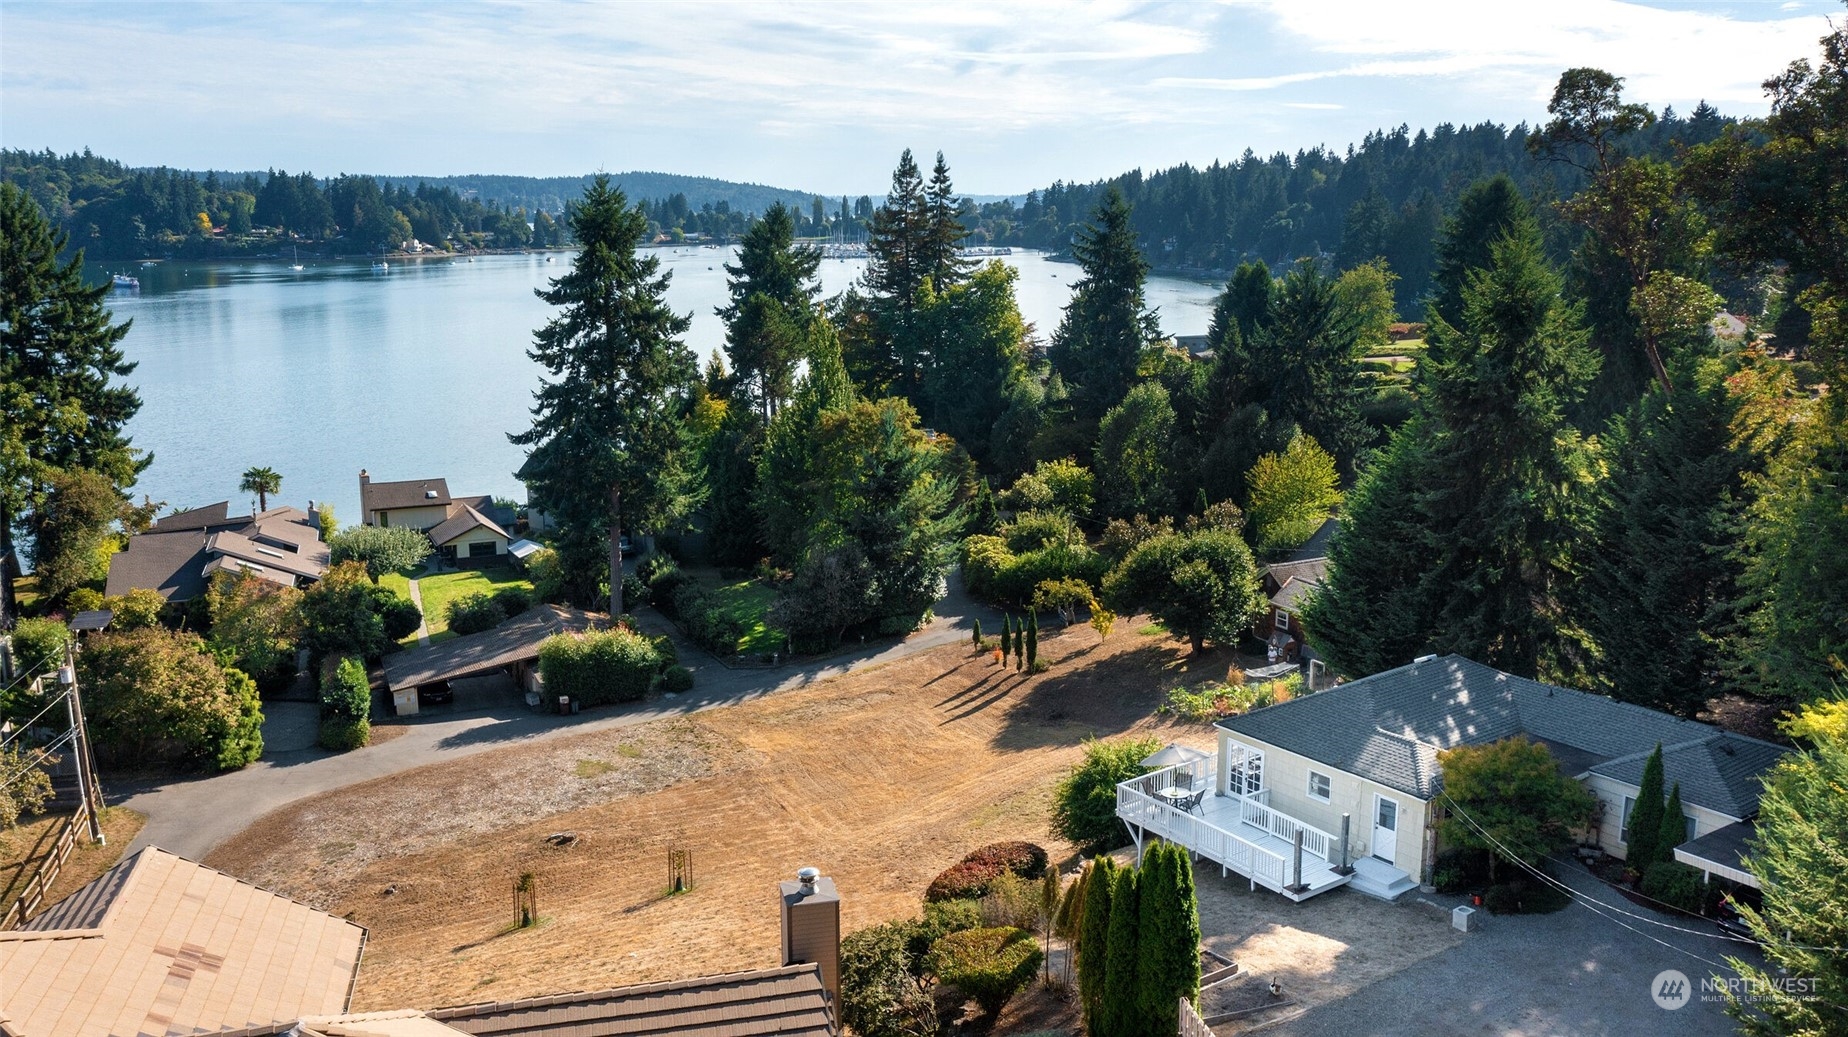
[780,867,840,1012]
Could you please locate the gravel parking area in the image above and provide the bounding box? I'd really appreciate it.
[1251,862,1758,1036]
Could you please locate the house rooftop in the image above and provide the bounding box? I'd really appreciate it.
[361,476,454,515]
[429,503,511,548]
[1216,655,1783,814]
[382,604,602,690]
[106,506,329,601]
[431,963,835,1037]
[0,846,365,1037]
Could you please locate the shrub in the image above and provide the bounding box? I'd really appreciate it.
[927,926,1042,1018]
[648,633,678,667]
[637,552,678,585]
[1003,510,1084,554]
[960,535,1013,602]
[0,744,55,829]
[1641,861,1706,915]
[75,627,267,771]
[328,524,432,581]
[376,594,424,641]
[840,922,938,1037]
[526,547,567,603]
[65,587,105,613]
[318,717,370,751]
[619,574,650,609]
[659,664,694,693]
[103,588,167,630]
[537,627,661,706]
[8,617,71,679]
[492,586,533,616]
[964,840,1049,880]
[979,873,1041,930]
[318,655,371,752]
[1032,577,1094,625]
[446,591,507,636]
[1481,879,1570,915]
[927,861,1002,903]
[1053,737,1160,853]
[1433,846,1492,893]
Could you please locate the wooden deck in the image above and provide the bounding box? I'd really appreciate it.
[1117,763,1352,902]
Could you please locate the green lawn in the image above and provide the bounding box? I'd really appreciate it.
[698,577,780,655]
[383,565,534,646]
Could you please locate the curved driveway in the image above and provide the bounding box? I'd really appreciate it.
[120,583,1005,860]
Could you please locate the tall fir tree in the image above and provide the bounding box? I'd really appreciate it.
[920,151,972,293]
[1,182,147,625]
[717,202,822,421]
[1254,259,1370,473]
[852,149,929,396]
[1429,175,1530,329]
[511,176,698,613]
[1573,359,1754,715]
[1049,186,1160,422]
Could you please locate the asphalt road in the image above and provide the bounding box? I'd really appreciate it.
[117,577,1007,860]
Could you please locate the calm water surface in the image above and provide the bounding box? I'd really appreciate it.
[93,249,1222,525]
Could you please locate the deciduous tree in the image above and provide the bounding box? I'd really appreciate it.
[1245,433,1342,557]
[1437,738,1598,881]
[1102,528,1262,654]
[328,524,431,583]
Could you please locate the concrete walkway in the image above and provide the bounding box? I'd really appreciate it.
[404,575,431,646]
[117,573,1008,861]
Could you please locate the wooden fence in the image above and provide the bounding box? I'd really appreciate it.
[2,800,89,930]
[1179,997,1214,1037]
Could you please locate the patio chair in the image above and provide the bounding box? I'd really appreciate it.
[1180,789,1206,814]
[1173,771,1194,791]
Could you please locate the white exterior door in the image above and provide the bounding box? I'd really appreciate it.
[1372,794,1400,865]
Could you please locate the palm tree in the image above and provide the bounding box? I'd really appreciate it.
[240,466,282,512]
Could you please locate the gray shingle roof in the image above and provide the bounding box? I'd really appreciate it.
[430,963,836,1037]
[429,504,511,547]
[1215,655,1778,811]
[1590,733,1788,819]
[382,605,602,690]
[1269,575,1321,614]
[1261,557,1328,594]
[107,507,330,601]
[362,476,453,515]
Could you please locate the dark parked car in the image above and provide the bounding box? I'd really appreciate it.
[418,680,454,705]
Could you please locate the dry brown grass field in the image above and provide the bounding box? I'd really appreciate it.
[206,625,1224,1010]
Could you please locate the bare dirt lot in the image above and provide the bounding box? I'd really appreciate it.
[206,625,1228,1011]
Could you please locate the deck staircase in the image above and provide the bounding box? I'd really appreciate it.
[1347,856,1419,901]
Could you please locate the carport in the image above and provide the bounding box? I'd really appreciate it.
[382,604,603,715]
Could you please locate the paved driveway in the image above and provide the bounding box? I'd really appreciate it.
[115,573,1007,860]
[1269,863,1761,1037]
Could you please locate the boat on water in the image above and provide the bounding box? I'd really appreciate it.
[371,261,389,272]
[112,274,140,290]
[291,247,304,271]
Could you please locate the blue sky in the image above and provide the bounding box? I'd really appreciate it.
[1,0,1837,195]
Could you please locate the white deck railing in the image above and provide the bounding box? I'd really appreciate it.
[1238,795,1339,861]
[1118,763,1290,893]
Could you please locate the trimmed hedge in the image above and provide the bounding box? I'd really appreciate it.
[537,627,661,706]
[962,535,1107,609]
[318,656,371,751]
[1640,861,1705,914]
[927,926,1042,1018]
[659,664,694,693]
[924,841,1049,903]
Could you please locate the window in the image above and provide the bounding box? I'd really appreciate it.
[1228,745,1264,797]
[1274,610,1292,635]
[469,540,500,558]
[1307,771,1331,802]
[1620,796,1635,842]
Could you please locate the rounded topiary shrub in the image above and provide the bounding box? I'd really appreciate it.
[927,926,1042,1018]
[963,841,1049,880]
[926,861,1000,904]
[659,664,694,693]
[491,586,533,616]
[537,627,661,706]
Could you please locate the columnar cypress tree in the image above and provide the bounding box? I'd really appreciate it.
[1099,865,1141,1037]
[1000,616,1012,663]
[1627,745,1666,871]
[1657,782,1686,862]
[1014,623,1025,671]
[511,175,698,613]
[1136,843,1202,1034]
[1026,612,1039,669]
[1077,857,1115,1031]
[972,618,982,651]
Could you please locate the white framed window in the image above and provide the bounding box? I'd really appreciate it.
[1620,796,1635,842]
[1307,771,1331,802]
[1229,745,1265,797]
[1274,610,1292,635]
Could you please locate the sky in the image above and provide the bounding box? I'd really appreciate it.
[2,0,1838,196]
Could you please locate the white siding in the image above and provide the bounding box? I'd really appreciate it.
[1584,773,1740,861]
[1217,730,1431,875]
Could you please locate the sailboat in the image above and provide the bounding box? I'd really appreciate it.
[291,247,304,272]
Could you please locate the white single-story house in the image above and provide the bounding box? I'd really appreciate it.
[1117,654,1789,902]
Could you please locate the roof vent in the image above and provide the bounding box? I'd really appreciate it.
[1413,654,1437,664]
[425,490,439,499]
[796,866,820,891]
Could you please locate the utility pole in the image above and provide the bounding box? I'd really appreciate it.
[58,642,104,844]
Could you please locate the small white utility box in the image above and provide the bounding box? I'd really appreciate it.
[1452,905,1476,932]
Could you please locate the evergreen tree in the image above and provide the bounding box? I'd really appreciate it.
[1724,706,1848,1037]
[1049,186,1160,421]
[855,149,929,395]
[1077,856,1115,1032]
[1626,745,1666,871]
[1223,260,1275,343]
[1026,612,1038,669]
[918,261,1028,464]
[1,182,146,622]
[511,176,698,613]
[717,202,822,420]
[1574,359,1752,715]
[1430,175,1529,329]
[1099,864,1141,1037]
[1000,615,1012,663]
[703,405,767,568]
[1657,782,1686,859]
[920,151,972,292]
[1135,843,1202,1034]
[1256,259,1371,473]
[972,618,982,650]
